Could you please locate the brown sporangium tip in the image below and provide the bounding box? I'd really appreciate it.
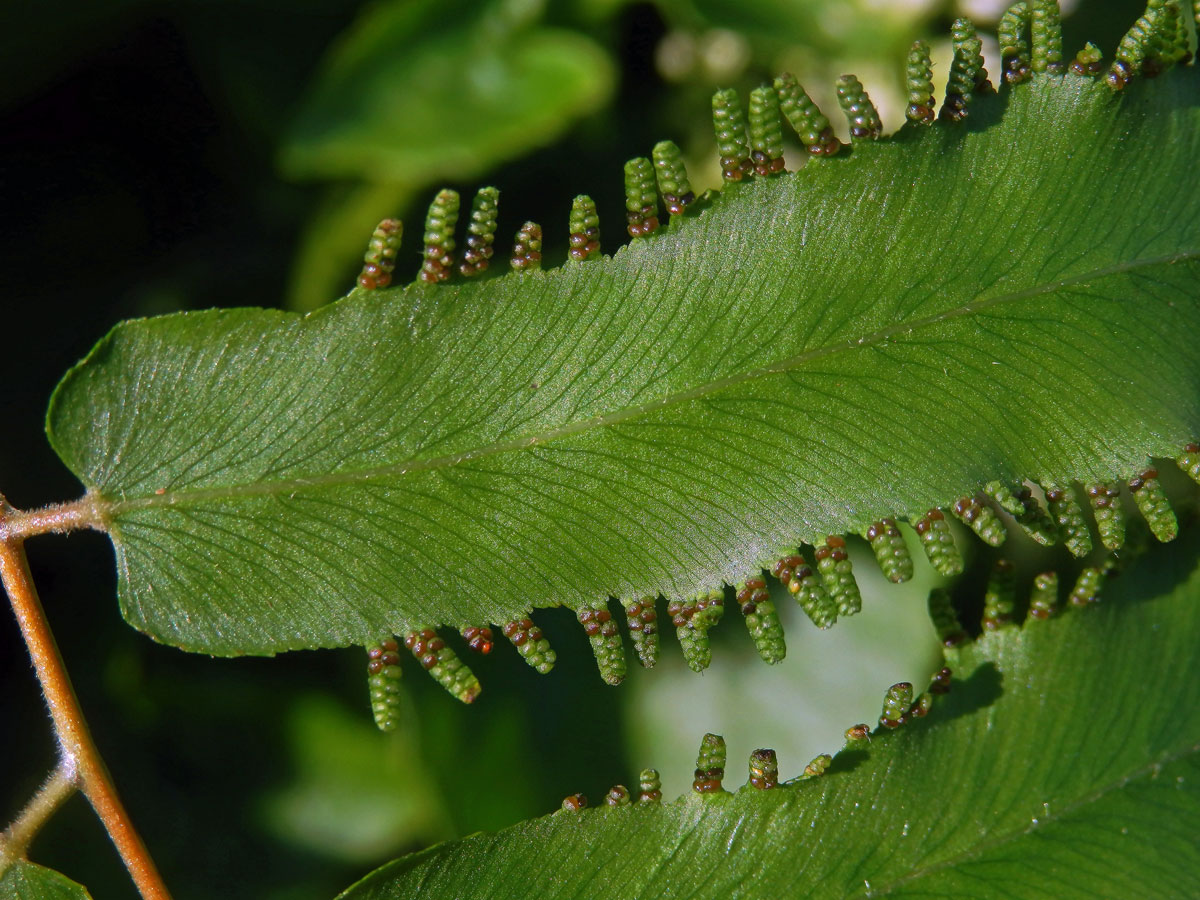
[561,794,587,811]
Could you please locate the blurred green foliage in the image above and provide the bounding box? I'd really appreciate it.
[281,0,617,310]
[282,0,616,181]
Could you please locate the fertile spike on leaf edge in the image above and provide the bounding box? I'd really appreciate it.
[459,187,499,277]
[637,769,662,803]
[604,785,631,807]
[905,41,935,124]
[984,481,1057,546]
[835,74,881,140]
[928,589,967,647]
[774,553,837,629]
[1107,0,1187,88]
[952,495,1007,546]
[1069,566,1106,607]
[652,141,695,216]
[1043,483,1093,557]
[815,535,861,617]
[1180,443,1200,485]
[561,794,587,811]
[1071,42,1105,77]
[908,692,934,719]
[461,625,493,655]
[366,638,403,732]
[510,221,542,270]
[915,509,964,576]
[578,606,626,685]
[1031,0,1065,74]
[748,86,786,175]
[803,754,833,778]
[880,682,914,728]
[1086,482,1126,550]
[359,219,401,290]
[404,628,480,703]
[668,590,724,672]
[1000,2,1032,84]
[712,89,753,181]
[982,559,1016,631]
[501,618,556,674]
[419,189,460,283]
[748,749,779,789]
[623,596,660,668]
[1028,571,1060,619]
[736,577,785,663]
[693,734,726,793]
[844,724,871,747]
[943,18,991,121]
[1128,468,1178,542]
[774,73,839,155]
[865,519,914,583]
[568,195,601,261]
[624,157,659,237]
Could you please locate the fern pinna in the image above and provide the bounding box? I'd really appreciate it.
[40,1,1200,718]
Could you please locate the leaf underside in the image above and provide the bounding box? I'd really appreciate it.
[337,530,1200,900]
[47,69,1200,655]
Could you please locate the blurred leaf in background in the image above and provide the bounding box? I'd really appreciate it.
[280,0,617,311]
[282,0,616,182]
[258,694,452,864]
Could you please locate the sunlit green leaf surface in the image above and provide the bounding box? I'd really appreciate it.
[48,71,1200,654]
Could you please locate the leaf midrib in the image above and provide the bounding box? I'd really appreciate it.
[102,248,1198,517]
[860,738,1200,898]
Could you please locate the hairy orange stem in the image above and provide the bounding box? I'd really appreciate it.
[0,509,171,900]
[0,495,105,541]
[0,763,77,864]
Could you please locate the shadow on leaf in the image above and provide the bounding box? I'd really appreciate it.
[827,748,869,776]
[934,661,1003,726]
